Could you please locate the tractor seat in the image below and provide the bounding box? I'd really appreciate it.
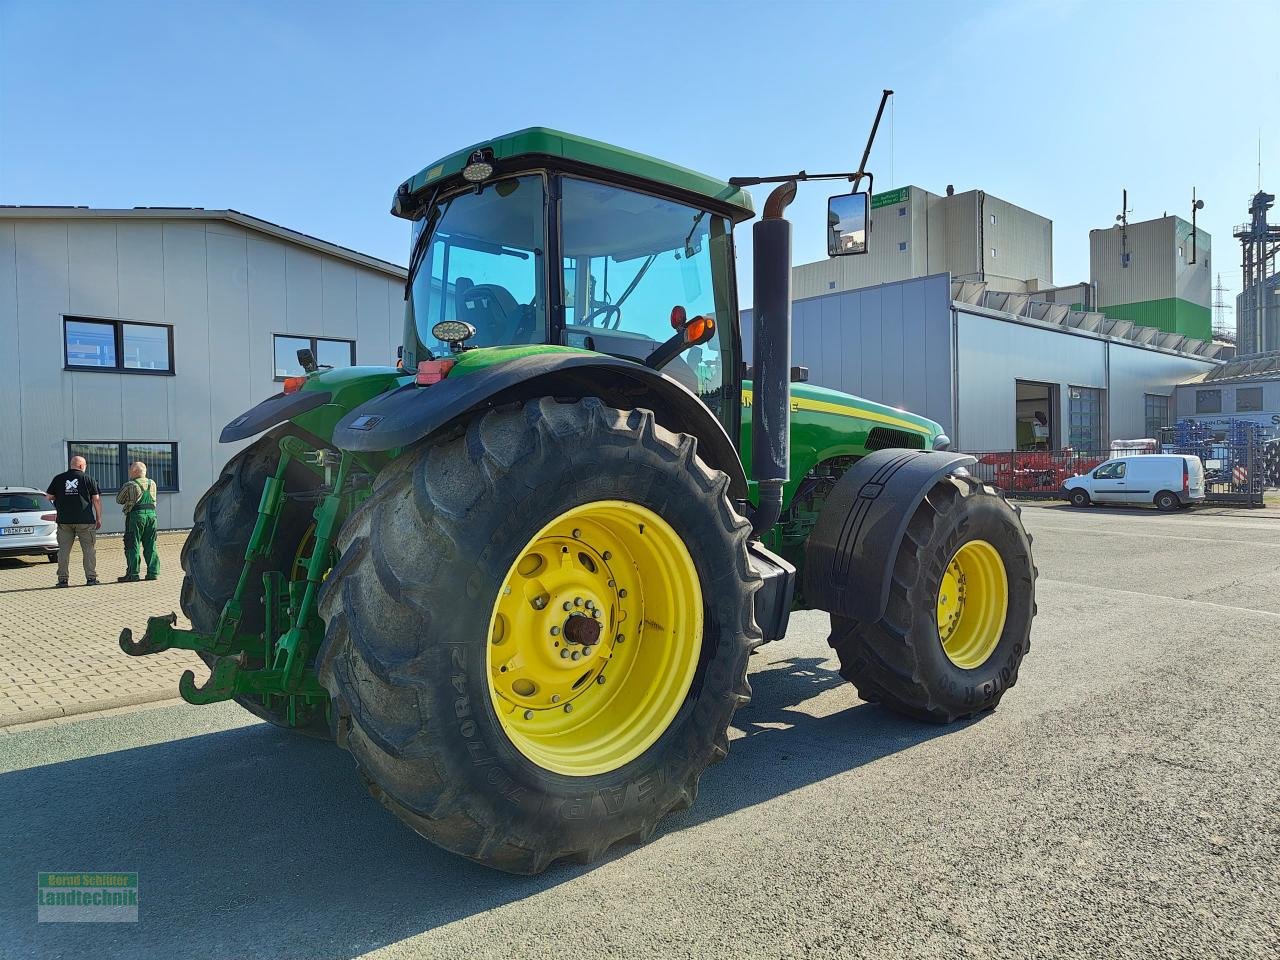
[459,282,521,344]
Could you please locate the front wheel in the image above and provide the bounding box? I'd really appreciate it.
[828,475,1036,723]
[317,398,760,873]
[1068,488,1091,508]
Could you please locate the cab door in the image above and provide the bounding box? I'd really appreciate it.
[1090,459,1129,503]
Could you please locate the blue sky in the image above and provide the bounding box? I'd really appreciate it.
[2,0,1276,314]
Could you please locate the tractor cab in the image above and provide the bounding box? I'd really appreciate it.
[395,128,756,426]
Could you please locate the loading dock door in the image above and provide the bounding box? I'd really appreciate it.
[1016,380,1057,450]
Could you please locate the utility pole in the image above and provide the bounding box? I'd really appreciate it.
[1116,189,1132,268]
[1212,272,1233,341]
[1190,188,1204,264]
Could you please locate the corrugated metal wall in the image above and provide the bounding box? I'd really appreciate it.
[742,273,956,434]
[0,216,404,533]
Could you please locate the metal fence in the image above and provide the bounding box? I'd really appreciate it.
[964,446,1267,507]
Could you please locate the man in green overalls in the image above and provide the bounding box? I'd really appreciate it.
[116,461,159,582]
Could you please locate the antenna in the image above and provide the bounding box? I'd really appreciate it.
[1190,187,1204,264]
[1116,189,1132,268]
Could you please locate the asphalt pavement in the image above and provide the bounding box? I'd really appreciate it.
[2,503,1277,959]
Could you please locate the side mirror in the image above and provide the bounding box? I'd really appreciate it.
[827,191,870,256]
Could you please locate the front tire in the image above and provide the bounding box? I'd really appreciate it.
[828,475,1036,723]
[180,427,331,737]
[317,398,760,873]
[1068,488,1091,508]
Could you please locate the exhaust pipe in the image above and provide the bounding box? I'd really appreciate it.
[750,181,796,536]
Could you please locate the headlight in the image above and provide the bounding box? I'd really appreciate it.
[932,433,952,451]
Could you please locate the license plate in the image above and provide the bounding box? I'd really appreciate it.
[1,526,35,536]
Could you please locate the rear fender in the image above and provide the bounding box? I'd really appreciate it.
[803,449,976,622]
[332,352,748,499]
[220,367,406,444]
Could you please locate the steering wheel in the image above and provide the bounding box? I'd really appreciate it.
[582,302,621,329]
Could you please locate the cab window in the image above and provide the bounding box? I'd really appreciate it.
[1094,461,1126,479]
[411,175,547,353]
[559,177,734,411]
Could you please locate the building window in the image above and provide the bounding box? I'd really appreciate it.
[898,242,908,252]
[990,213,997,225]
[828,281,836,290]
[1195,389,1222,414]
[63,317,173,374]
[1236,386,1263,412]
[898,207,907,217]
[1068,386,1104,450]
[990,248,997,258]
[273,334,355,380]
[66,441,178,493]
[1144,394,1170,436]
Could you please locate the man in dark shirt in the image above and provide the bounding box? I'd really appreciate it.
[45,455,102,587]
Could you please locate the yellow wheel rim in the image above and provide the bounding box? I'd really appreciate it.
[486,500,703,777]
[936,539,1008,670]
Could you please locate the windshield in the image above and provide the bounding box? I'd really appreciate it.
[410,175,546,353]
[560,177,734,409]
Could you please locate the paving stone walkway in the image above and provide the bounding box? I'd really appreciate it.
[0,532,207,727]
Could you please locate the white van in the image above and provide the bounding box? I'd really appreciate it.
[1063,455,1205,511]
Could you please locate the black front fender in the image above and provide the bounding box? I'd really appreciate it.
[332,353,748,499]
[220,390,332,444]
[804,449,977,623]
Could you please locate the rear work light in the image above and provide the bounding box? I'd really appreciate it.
[416,358,456,386]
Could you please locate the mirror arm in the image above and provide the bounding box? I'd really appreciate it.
[643,331,689,370]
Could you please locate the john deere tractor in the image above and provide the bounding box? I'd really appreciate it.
[122,93,1035,873]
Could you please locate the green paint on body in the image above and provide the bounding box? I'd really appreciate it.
[1099,298,1212,341]
[396,127,755,222]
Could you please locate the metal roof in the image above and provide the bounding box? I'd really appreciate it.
[1200,349,1280,383]
[0,206,407,279]
[951,279,1228,361]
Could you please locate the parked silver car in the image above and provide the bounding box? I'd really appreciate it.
[0,486,59,562]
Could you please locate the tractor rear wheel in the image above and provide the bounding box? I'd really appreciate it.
[180,427,331,737]
[317,398,760,873]
[828,474,1036,723]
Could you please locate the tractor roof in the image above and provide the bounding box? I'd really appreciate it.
[394,127,755,223]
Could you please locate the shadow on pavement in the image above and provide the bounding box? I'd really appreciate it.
[0,654,963,960]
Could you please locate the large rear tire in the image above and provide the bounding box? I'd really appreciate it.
[180,427,331,737]
[317,398,760,873]
[828,474,1036,723]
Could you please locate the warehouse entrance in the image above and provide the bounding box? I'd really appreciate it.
[1015,380,1057,450]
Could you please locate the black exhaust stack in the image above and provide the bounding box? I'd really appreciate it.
[750,181,797,537]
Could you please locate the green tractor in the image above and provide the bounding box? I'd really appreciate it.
[122,95,1035,873]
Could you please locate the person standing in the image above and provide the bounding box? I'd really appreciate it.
[45,455,102,587]
[116,461,159,582]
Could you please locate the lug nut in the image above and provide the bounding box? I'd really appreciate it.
[560,648,570,659]
[596,675,606,685]
[571,651,581,661]
[615,633,625,644]
[533,596,547,610]
[592,609,601,619]
[572,528,582,539]
[603,551,612,561]
[550,626,561,636]
[523,710,534,720]
[564,703,573,713]
[618,588,628,598]
[574,597,583,606]
[551,694,561,703]
[563,601,572,611]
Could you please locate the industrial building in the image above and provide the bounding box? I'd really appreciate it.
[1173,350,1280,435]
[1089,214,1212,341]
[0,207,406,533]
[1234,190,1280,354]
[793,185,1053,300]
[744,273,1224,454]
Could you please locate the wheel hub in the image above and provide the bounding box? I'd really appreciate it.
[935,539,1009,671]
[487,501,703,777]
